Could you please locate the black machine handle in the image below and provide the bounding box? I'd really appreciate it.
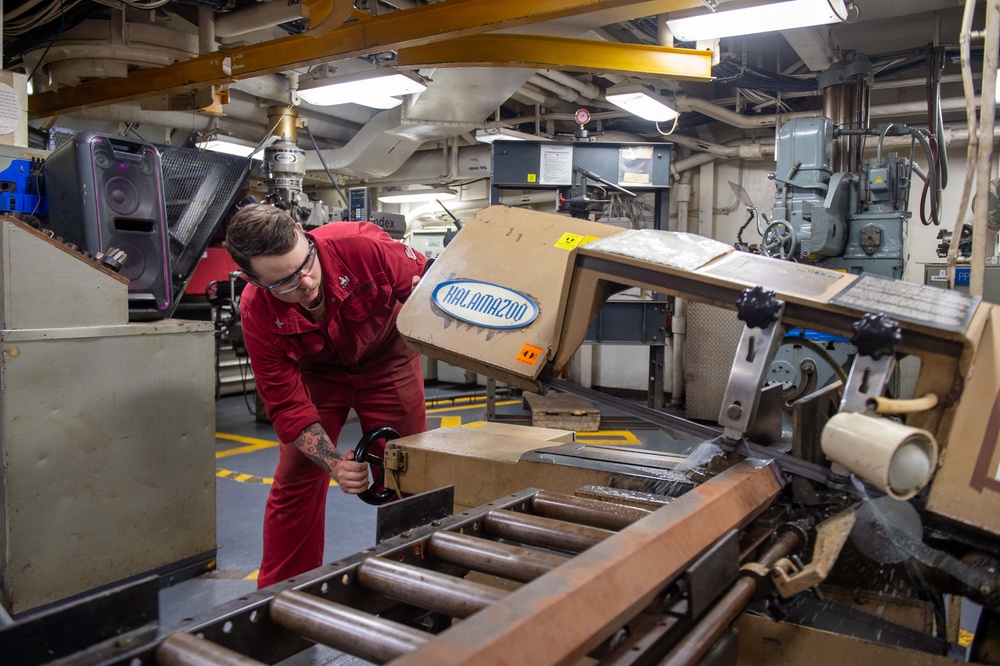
[353,426,401,505]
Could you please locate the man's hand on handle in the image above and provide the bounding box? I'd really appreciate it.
[331,449,370,494]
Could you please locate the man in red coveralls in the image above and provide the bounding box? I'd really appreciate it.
[225,204,427,588]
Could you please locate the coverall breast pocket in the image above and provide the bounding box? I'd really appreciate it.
[280,331,326,361]
[341,274,392,343]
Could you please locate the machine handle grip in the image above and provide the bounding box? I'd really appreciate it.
[353,426,401,505]
[851,312,901,360]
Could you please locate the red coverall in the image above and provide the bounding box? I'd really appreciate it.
[239,222,427,589]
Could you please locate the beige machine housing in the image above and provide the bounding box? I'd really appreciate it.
[398,205,1000,538]
[0,218,217,614]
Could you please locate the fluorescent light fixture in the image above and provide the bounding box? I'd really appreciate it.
[474,127,550,143]
[605,83,678,123]
[298,70,427,108]
[378,186,457,204]
[197,137,261,159]
[667,0,849,41]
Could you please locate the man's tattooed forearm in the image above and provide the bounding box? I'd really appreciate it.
[294,423,344,474]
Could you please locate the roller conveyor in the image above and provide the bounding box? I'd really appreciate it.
[23,460,782,666]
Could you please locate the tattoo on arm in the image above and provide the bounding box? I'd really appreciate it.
[293,423,344,475]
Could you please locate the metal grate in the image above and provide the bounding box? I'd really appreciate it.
[684,301,743,421]
[989,178,1000,231]
[156,146,250,307]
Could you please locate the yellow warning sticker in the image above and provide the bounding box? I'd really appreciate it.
[556,233,584,250]
[580,235,601,247]
[527,173,537,183]
[517,343,544,366]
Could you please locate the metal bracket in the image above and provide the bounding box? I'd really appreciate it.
[375,485,454,544]
[384,445,407,472]
[718,289,787,440]
[840,312,901,413]
[840,354,896,413]
[771,508,856,598]
[684,529,740,618]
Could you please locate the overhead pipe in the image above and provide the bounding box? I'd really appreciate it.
[673,93,819,128]
[68,102,263,136]
[438,137,459,182]
[529,74,585,104]
[667,133,775,160]
[668,124,997,177]
[362,144,491,187]
[869,96,979,118]
[214,2,307,39]
[657,13,673,47]
[671,170,692,407]
[518,82,570,111]
[198,5,215,55]
[537,70,601,99]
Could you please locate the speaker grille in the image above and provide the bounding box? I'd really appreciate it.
[90,139,168,297]
[43,132,173,319]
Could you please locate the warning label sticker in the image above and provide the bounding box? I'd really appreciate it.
[517,343,545,366]
[555,233,584,250]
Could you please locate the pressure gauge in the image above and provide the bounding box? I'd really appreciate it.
[574,108,591,126]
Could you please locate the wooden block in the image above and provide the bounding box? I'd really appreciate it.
[523,391,600,431]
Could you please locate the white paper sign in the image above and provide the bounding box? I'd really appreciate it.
[539,145,573,185]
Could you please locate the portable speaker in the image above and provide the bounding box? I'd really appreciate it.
[44,132,172,319]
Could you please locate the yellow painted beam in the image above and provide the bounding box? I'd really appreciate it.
[398,35,713,81]
[28,0,703,119]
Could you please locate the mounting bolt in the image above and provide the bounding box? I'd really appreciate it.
[727,404,743,419]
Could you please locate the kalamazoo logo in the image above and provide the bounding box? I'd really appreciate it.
[432,280,538,329]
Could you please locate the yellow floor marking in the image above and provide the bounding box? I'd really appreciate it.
[959,629,974,647]
[576,430,642,446]
[439,416,463,428]
[244,570,259,581]
[216,433,279,459]
[215,467,337,487]
[217,432,280,447]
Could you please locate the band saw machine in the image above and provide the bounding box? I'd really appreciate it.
[9,204,1000,665]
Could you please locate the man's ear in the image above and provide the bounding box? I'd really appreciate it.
[295,222,304,232]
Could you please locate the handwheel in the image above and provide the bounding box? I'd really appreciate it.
[353,426,401,505]
[761,221,798,260]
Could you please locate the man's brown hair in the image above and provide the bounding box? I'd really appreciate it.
[225,204,299,277]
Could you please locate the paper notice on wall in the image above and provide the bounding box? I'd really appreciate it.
[0,83,21,135]
[539,145,573,185]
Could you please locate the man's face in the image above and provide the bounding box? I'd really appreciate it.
[247,228,324,307]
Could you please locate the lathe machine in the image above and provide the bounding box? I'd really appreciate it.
[7,205,1000,665]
